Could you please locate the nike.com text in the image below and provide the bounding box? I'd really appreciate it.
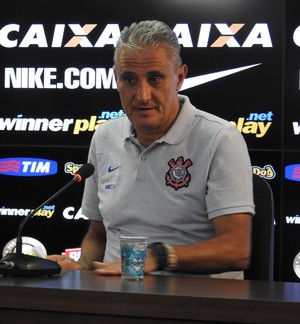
[5,67,116,89]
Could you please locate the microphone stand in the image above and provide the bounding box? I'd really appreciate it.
[0,175,82,276]
[16,175,81,254]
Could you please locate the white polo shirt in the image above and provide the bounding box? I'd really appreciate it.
[81,95,255,267]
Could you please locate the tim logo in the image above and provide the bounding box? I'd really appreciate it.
[285,164,300,182]
[0,157,57,176]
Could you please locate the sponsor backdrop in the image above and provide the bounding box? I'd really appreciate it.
[283,0,300,281]
[0,0,298,281]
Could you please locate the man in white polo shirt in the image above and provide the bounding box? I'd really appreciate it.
[48,20,255,279]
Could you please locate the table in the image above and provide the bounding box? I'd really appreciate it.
[0,270,300,323]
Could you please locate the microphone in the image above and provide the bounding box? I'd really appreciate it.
[0,163,94,277]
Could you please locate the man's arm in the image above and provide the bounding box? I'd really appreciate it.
[172,213,252,274]
[47,220,106,270]
[77,220,107,269]
[93,213,252,275]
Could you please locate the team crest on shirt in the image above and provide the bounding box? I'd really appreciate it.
[165,156,193,190]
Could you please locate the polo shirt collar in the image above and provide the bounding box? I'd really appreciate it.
[163,95,196,145]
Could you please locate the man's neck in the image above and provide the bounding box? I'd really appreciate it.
[133,98,183,148]
[135,132,163,148]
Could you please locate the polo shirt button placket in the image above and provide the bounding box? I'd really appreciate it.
[137,154,147,182]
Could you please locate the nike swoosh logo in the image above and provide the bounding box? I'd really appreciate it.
[180,63,261,91]
[108,165,120,172]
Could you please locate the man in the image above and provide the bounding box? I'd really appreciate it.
[48,20,255,279]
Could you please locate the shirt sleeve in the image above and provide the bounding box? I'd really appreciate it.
[80,132,103,221]
[205,124,255,219]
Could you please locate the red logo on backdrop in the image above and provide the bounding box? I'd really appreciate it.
[62,247,81,261]
[165,156,193,190]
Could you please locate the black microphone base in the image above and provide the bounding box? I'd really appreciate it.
[0,253,61,277]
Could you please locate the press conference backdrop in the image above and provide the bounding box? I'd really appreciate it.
[0,0,299,282]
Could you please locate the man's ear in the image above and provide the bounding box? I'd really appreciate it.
[113,66,119,92]
[176,64,188,91]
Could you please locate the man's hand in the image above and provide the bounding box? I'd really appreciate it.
[46,255,85,270]
[92,259,122,275]
[92,249,159,276]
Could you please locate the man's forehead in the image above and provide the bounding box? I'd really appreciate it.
[118,48,171,70]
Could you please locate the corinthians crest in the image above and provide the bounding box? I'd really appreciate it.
[165,156,193,190]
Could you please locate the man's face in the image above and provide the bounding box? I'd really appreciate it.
[114,44,187,138]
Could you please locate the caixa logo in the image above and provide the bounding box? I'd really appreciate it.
[0,157,57,176]
[285,164,300,182]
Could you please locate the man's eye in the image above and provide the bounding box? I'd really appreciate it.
[123,76,136,83]
[150,76,162,85]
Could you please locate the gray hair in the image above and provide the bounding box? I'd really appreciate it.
[114,20,182,68]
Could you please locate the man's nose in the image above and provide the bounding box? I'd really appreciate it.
[135,82,151,103]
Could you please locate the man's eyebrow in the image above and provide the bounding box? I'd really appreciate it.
[119,70,135,77]
[147,70,165,76]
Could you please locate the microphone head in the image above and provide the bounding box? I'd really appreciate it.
[75,163,95,182]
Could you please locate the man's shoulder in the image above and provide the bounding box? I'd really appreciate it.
[95,114,128,132]
[91,115,130,144]
[195,109,232,128]
[180,94,232,129]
